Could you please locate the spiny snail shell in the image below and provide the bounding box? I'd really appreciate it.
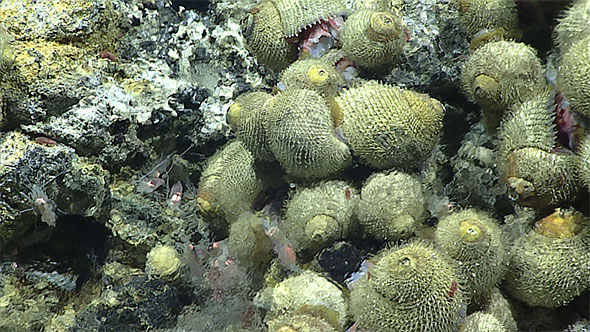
[460,40,546,130]
[241,0,347,70]
[497,96,556,165]
[335,81,444,169]
[435,208,508,301]
[283,180,358,252]
[505,208,590,307]
[356,170,425,241]
[458,312,508,332]
[241,1,298,71]
[498,99,580,208]
[258,271,348,330]
[227,91,274,161]
[227,212,274,269]
[267,313,338,332]
[504,147,579,208]
[340,9,406,69]
[350,241,465,332]
[269,0,348,38]
[264,88,352,179]
[577,133,590,191]
[196,140,265,224]
[557,33,590,118]
[279,57,345,97]
[553,0,590,54]
[456,0,518,38]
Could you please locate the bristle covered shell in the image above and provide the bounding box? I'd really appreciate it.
[505,209,590,307]
[460,41,545,116]
[497,96,556,165]
[269,0,348,37]
[264,89,352,178]
[228,91,274,161]
[336,81,444,169]
[257,271,347,330]
[557,34,590,117]
[503,147,580,208]
[228,212,274,269]
[242,1,298,71]
[554,0,590,53]
[197,141,264,224]
[350,241,465,332]
[457,0,518,37]
[279,58,345,97]
[577,133,590,191]
[267,313,338,332]
[283,181,358,252]
[458,312,508,332]
[340,9,406,69]
[356,170,425,241]
[435,209,508,301]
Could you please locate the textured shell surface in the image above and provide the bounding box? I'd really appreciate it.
[197,140,264,223]
[497,95,556,164]
[457,0,518,37]
[228,91,275,161]
[554,0,590,53]
[228,212,273,269]
[269,0,348,37]
[435,209,508,301]
[460,40,546,111]
[264,88,352,178]
[458,312,508,332]
[267,313,338,332]
[356,170,425,240]
[504,147,580,208]
[505,210,590,307]
[350,241,465,332]
[577,133,590,190]
[262,270,347,329]
[557,33,590,118]
[339,9,406,69]
[279,57,345,97]
[242,0,297,71]
[336,81,444,169]
[283,180,358,252]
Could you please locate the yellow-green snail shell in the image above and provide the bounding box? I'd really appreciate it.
[557,33,590,118]
[227,91,275,161]
[241,1,297,71]
[505,208,590,307]
[460,40,546,131]
[350,241,466,332]
[335,81,444,169]
[196,140,265,224]
[356,170,425,241]
[340,9,406,69]
[278,57,345,97]
[435,208,508,302]
[264,88,352,179]
[283,180,358,253]
[497,98,581,208]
